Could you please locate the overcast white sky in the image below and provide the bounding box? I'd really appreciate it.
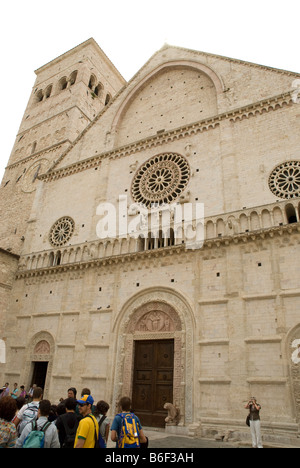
[0,0,299,182]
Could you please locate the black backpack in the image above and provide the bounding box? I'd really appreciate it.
[61,415,78,449]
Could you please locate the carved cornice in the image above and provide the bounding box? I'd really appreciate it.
[15,222,300,280]
[39,91,294,183]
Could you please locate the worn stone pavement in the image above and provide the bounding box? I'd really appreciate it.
[107,427,299,449]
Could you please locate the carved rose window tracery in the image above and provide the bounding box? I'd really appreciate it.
[131,153,190,208]
[269,161,300,199]
[49,216,75,247]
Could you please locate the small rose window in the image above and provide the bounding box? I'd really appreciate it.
[49,217,75,247]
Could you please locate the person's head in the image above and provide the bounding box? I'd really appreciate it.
[77,394,94,417]
[16,396,26,411]
[65,397,77,412]
[38,399,51,418]
[118,397,132,412]
[96,400,110,416]
[32,387,43,401]
[81,388,91,397]
[13,383,18,389]
[67,387,77,399]
[57,402,66,416]
[0,396,17,422]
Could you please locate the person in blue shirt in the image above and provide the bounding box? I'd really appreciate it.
[111,397,147,448]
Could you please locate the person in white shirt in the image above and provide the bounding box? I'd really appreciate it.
[14,386,43,435]
[16,399,60,448]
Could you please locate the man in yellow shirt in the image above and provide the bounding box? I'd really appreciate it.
[74,395,99,448]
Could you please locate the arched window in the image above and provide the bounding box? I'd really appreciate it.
[59,77,68,91]
[105,93,111,106]
[44,85,53,99]
[69,71,78,86]
[36,90,44,103]
[94,82,103,97]
[55,251,62,266]
[285,204,298,224]
[88,74,97,90]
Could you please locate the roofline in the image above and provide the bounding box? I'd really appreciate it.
[34,38,126,84]
[163,43,299,76]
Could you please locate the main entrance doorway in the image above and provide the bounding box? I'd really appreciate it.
[31,362,48,390]
[132,340,174,428]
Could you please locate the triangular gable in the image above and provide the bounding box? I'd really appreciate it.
[49,43,299,173]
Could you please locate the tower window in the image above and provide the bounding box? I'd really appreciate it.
[69,71,78,86]
[44,85,53,99]
[59,77,68,91]
[88,74,97,90]
[36,90,44,103]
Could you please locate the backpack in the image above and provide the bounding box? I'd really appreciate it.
[87,415,100,449]
[98,415,107,449]
[19,402,39,435]
[117,413,140,449]
[61,415,78,449]
[23,421,51,448]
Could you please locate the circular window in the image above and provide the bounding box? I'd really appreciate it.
[131,153,190,208]
[49,217,75,247]
[269,161,300,199]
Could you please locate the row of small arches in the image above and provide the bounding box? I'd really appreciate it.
[21,201,300,271]
[206,202,300,239]
[33,71,111,105]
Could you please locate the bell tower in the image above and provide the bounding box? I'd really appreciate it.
[0,39,126,254]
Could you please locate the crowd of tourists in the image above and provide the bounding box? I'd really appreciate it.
[0,382,263,449]
[0,383,147,448]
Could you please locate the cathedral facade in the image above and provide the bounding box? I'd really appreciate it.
[1,38,300,442]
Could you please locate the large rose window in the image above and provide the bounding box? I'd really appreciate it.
[131,153,190,208]
[269,161,300,199]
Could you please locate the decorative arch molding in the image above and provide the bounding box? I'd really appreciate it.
[23,331,55,398]
[111,60,225,135]
[286,324,300,430]
[112,287,195,425]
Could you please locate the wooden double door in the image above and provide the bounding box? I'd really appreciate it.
[132,340,174,428]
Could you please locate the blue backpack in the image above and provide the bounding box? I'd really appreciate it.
[87,414,106,449]
[23,421,51,448]
[98,415,107,448]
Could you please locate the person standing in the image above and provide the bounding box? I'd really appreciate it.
[16,399,60,448]
[245,397,263,448]
[95,400,110,448]
[11,383,19,399]
[56,397,82,448]
[14,386,43,435]
[0,383,10,399]
[74,395,98,448]
[0,396,18,448]
[111,396,147,448]
[19,386,27,400]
